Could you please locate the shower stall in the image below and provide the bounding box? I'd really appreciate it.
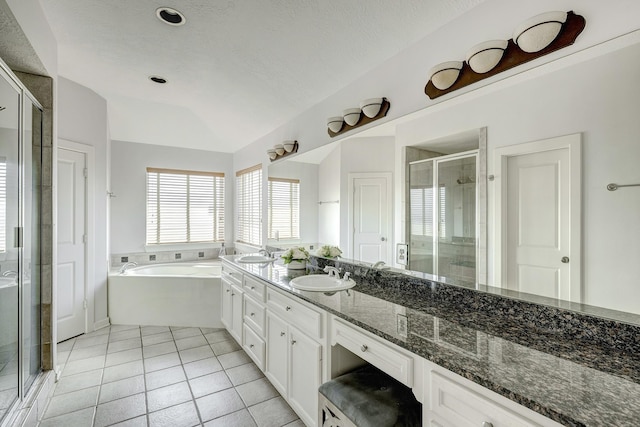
[0,63,43,424]
[407,151,478,283]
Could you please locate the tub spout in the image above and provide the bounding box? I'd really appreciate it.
[119,262,137,274]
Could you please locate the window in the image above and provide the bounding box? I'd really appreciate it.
[236,164,262,246]
[268,177,300,240]
[146,168,225,245]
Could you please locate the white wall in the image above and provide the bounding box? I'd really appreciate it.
[57,77,109,328]
[267,160,319,246]
[110,140,234,254]
[394,39,640,314]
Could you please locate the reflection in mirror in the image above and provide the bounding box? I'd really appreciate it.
[268,38,640,321]
[408,151,478,283]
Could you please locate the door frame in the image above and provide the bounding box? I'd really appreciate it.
[347,172,393,263]
[56,139,95,338]
[491,133,581,299]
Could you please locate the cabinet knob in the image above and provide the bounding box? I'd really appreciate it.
[291,339,297,345]
[482,423,494,427]
[561,256,570,264]
[280,331,285,337]
[226,289,230,293]
[361,344,368,352]
[251,286,255,290]
[231,293,235,296]
[286,306,291,311]
[249,344,254,348]
[250,312,255,317]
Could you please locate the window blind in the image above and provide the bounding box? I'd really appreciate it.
[146,168,225,245]
[235,164,262,246]
[268,177,300,240]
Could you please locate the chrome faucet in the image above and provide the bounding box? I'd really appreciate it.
[119,262,137,274]
[258,249,270,257]
[323,266,341,277]
[372,261,386,268]
[2,270,18,278]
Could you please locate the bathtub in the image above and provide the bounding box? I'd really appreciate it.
[108,262,223,328]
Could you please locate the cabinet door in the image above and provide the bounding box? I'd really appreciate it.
[230,284,244,343]
[289,326,322,427]
[265,311,288,396]
[221,279,233,330]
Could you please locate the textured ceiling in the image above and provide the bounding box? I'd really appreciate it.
[38,0,484,152]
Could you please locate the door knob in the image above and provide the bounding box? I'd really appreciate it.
[381,237,387,242]
[561,256,570,264]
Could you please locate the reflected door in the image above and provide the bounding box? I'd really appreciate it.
[350,173,391,264]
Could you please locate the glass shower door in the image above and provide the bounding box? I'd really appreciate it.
[408,152,477,283]
[0,66,20,423]
[437,155,477,282]
[408,160,435,274]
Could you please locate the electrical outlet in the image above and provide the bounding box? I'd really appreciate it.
[120,256,128,263]
[149,254,156,261]
[175,253,181,260]
[396,244,408,265]
[198,252,204,258]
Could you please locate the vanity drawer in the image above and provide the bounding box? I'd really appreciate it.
[428,371,537,427]
[243,294,265,336]
[331,317,414,387]
[267,289,323,339]
[243,275,266,302]
[243,324,265,370]
[222,262,242,286]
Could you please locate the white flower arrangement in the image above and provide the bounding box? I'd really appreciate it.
[281,247,310,264]
[317,245,342,258]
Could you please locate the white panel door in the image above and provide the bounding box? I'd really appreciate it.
[494,134,581,302]
[351,174,392,264]
[57,148,87,342]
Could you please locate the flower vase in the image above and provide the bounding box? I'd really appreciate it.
[287,260,307,270]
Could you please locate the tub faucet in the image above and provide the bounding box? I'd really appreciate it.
[2,270,17,278]
[119,262,137,274]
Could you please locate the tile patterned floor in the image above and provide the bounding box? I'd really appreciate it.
[40,325,305,427]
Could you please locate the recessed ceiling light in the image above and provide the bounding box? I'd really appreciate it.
[156,7,186,26]
[149,76,167,84]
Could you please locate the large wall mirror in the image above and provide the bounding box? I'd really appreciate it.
[267,35,640,320]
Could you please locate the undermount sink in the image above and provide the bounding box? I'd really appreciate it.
[289,274,356,292]
[237,255,276,264]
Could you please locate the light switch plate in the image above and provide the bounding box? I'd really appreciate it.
[396,243,408,265]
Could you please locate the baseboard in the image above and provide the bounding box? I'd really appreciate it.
[94,317,110,331]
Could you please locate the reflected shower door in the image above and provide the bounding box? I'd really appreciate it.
[408,160,435,274]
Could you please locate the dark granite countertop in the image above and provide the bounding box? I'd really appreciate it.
[222,255,640,427]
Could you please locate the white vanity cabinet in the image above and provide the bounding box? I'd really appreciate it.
[242,275,267,369]
[422,362,563,427]
[266,288,325,427]
[221,263,244,343]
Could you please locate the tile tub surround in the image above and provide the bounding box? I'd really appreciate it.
[43,325,302,426]
[224,255,640,427]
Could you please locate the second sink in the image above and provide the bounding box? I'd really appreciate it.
[289,274,356,292]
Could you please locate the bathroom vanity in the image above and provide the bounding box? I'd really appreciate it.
[221,255,640,427]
